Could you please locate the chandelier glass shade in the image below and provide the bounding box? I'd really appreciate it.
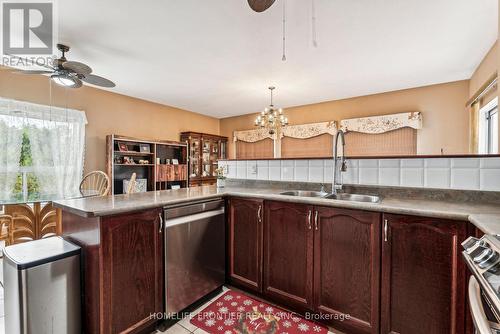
[254,86,288,135]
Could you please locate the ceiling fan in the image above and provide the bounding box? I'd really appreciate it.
[247,0,276,12]
[10,43,115,89]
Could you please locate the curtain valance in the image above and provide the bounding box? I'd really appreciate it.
[340,112,422,134]
[0,97,87,124]
[233,128,274,143]
[281,121,337,139]
[234,121,337,143]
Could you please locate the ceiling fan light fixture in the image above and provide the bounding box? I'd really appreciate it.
[51,73,79,88]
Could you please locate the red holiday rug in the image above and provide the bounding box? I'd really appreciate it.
[191,290,328,334]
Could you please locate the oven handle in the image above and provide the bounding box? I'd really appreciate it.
[469,276,494,334]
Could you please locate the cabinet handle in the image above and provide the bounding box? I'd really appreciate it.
[314,211,319,231]
[307,210,312,230]
[384,219,388,242]
[257,205,262,223]
[159,213,163,233]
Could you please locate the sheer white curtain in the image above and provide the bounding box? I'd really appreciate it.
[0,97,87,201]
[0,107,23,202]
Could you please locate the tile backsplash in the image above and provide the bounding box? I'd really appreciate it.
[218,157,500,192]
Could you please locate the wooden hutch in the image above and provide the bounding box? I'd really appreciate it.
[106,135,188,194]
[180,132,228,187]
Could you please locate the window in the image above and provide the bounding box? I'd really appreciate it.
[0,98,87,203]
[479,97,498,154]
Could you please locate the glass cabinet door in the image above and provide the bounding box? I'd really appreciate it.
[190,137,200,178]
[201,137,212,177]
[210,140,219,176]
[220,140,227,159]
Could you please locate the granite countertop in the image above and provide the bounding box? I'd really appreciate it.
[53,185,500,234]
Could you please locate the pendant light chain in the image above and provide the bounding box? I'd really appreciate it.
[282,0,287,61]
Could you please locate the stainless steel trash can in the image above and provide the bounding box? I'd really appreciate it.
[3,236,81,334]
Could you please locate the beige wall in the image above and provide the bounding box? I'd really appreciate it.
[469,41,497,99]
[220,80,470,158]
[0,68,220,172]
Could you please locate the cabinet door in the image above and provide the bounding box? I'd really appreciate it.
[228,198,263,292]
[101,208,163,334]
[314,207,381,334]
[381,214,467,334]
[264,201,314,311]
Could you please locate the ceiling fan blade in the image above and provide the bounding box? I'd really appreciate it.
[72,77,83,88]
[247,0,276,12]
[62,61,92,75]
[81,74,115,88]
[13,69,53,75]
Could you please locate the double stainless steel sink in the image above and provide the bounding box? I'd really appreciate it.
[279,190,381,203]
[279,190,329,198]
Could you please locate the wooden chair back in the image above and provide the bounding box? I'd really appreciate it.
[4,203,62,245]
[80,171,110,197]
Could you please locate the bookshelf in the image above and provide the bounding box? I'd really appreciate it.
[106,135,188,194]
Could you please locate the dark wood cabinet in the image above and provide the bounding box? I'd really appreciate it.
[381,214,467,334]
[227,197,264,292]
[314,207,381,334]
[263,201,314,311]
[62,208,164,334]
[180,132,228,187]
[101,209,164,334]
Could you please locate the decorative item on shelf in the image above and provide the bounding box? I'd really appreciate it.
[123,178,147,194]
[118,142,128,152]
[165,159,170,165]
[171,185,181,190]
[138,159,149,165]
[114,156,124,164]
[254,86,288,135]
[156,157,161,164]
[215,166,226,188]
[172,159,179,165]
[123,156,135,164]
[139,144,150,153]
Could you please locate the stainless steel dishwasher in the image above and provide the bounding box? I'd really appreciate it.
[164,198,225,315]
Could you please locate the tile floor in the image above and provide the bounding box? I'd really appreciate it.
[0,285,338,334]
[154,287,339,334]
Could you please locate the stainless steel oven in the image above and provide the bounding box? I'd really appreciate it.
[462,235,500,334]
[163,199,225,315]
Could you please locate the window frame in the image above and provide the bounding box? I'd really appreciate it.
[479,97,499,154]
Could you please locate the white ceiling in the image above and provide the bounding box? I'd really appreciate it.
[54,0,498,118]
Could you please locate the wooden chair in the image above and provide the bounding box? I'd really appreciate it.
[0,215,12,246]
[4,203,62,245]
[80,171,110,197]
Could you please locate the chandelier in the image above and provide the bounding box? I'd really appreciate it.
[254,86,288,135]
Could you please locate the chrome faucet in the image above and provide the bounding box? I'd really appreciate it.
[332,130,347,195]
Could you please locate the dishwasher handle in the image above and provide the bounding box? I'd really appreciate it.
[163,208,225,228]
